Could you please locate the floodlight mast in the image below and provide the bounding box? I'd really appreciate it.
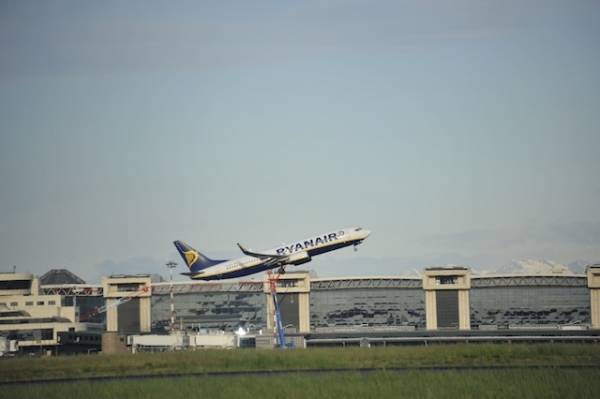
[72,287,82,322]
[166,261,178,332]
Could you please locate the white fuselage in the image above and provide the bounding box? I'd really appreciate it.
[191,227,370,280]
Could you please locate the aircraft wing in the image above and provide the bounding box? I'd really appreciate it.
[237,243,287,260]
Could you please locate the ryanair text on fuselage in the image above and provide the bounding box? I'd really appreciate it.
[276,232,342,255]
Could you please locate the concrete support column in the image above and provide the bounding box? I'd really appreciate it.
[265,293,275,332]
[458,289,470,330]
[298,292,310,333]
[425,290,437,330]
[102,275,152,346]
[591,290,600,329]
[31,277,40,295]
[106,298,118,332]
[587,265,600,329]
[140,297,151,333]
[264,272,311,335]
[422,267,471,331]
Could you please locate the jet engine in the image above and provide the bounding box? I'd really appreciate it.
[287,250,312,265]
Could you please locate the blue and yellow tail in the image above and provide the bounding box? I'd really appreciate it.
[173,240,227,273]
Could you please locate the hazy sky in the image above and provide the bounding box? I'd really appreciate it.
[1,1,599,282]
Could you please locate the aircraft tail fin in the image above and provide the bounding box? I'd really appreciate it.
[173,240,227,272]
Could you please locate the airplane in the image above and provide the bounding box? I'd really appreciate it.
[173,227,370,280]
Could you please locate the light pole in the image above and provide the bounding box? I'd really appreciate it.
[166,261,178,333]
[73,288,82,323]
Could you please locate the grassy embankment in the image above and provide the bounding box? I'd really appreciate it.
[0,343,599,383]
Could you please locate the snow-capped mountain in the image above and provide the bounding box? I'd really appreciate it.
[567,260,597,274]
[490,259,575,275]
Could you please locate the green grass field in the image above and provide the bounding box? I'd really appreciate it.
[1,344,599,398]
[1,343,599,382]
[2,369,600,399]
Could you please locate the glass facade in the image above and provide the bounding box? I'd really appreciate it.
[63,296,105,323]
[151,291,265,332]
[140,276,593,332]
[470,286,590,327]
[309,288,425,328]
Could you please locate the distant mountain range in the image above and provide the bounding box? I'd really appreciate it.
[478,259,598,275]
[566,260,597,274]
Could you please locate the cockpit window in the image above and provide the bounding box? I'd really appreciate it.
[355,227,363,231]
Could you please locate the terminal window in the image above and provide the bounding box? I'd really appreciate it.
[25,301,33,306]
[37,301,44,305]
[0,280,31,290]
[436,276,457,285]
[117,284,142,292]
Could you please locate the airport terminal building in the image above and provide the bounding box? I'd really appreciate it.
[149,272,591,332]
[1,265,600,353]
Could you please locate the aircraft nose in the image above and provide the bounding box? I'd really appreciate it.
[361,229,371,239]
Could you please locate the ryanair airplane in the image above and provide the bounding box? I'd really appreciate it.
[173,227,370,280]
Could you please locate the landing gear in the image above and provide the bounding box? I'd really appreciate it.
[277,266,287,274]
[354,240,364,252]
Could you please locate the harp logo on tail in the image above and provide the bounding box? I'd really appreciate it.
[184,250,199,267]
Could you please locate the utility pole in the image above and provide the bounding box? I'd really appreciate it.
[166,261,178,333]
[72,287,83,323]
